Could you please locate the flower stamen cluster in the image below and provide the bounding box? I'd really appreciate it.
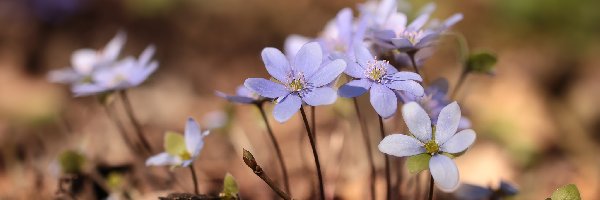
[365,60,389,82]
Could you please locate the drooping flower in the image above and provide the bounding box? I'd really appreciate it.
[146,117,209,168]
[372,3,463,53]
[48,32,126,85]
[399,78,471,130]
[72,45,158,96]
[216,85,264,104]
[244,42,346,123]
[338,44,424,118]
[378,102,476,191]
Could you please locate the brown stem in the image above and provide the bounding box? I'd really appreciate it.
[408,51,421,76]
[378,116,391,200]
[311,106,317,146]
[300,107,325,200]
[256,103,291,194]
[427,174,434,200]
[119,90,152,153]
[353,98,376,200]
[189,164,200,195]
[101,103,140,154]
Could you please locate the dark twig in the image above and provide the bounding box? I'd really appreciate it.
[243,149,292,200]
[101,103,140,154]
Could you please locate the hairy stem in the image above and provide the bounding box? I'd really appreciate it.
[189,164,200,195]
[119,90,152,153]
[408,51,421,76]
[101,103,140,154]
[378,116,391,200]
[311,106,317,146]
[300,107,325,200]
[353,98,376,200]
[427,174,434,200]
[256,103,291,194]
[451,70,469,100]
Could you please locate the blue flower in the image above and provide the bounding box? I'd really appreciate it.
[338,44,424,118]
[378,102,476,192]
[146,117,209,168]
[371,3,463,53]
[48,32,126,85]
[244,42,346,123]
[216,85,264,104]
[72,45,158,96]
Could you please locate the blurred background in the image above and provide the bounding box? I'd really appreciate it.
[1,0,599,199]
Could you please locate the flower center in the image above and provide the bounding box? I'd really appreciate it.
[365,59,389,81]
[289,78,304,91]
[424,140,440,154]
[286,71,307,92]
[400,30,424,45]
[179,151,191,160]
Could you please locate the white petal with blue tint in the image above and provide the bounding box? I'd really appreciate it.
[370,84,398,119]
[378,134,425,157]
[145,152,181,166]
[309,59,346,87]
[407,13,430,31]
[354,45,374,67]
[294,42,322,78]
[273,94,302,123]
[303,87,337,106]
[402,102,432,142]
[344,59,367,79]
[386,80,424,97]
[435,102,461,145]
[429,154,460,192]
[244,78,289,98]
[261,48,291,82]
[185,118,204,156]
[441,129,476,153]
[71,49,98,74]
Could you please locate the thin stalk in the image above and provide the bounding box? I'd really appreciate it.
[352,98,376,200]
[255,103,291,194]
[408,51,421,76]
[311,106,317,145]
[395,158,405,198]
[300,107,325,200]
[427,174,434,200]
[101,103,140,154]
[378,116,391,200]
[189,164,200,195]
[451,70,469,100]
[119,90,152,152]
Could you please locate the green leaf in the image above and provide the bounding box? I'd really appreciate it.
[406,154,432,174]
[164,131,186,156]
[466,52,497,74]
[550,184,581,200]
[58,150,86,174]
[221,173,239,199]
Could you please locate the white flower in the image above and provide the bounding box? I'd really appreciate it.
[48,32,126,84]
[378,101,476,191]
[72,45,158,96]
[146,117,210,168]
